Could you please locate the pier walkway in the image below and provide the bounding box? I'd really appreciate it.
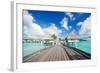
[23,43,90,62]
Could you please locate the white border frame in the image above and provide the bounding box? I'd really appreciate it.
[11,1,97,71]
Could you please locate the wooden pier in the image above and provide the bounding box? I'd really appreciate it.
[23,43,91,62]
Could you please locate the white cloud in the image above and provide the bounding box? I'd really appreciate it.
[79,17,91,37]
[60,17,69,30]
[23,10,44,38]
[65,12,73,19]
[69,29,77,36]
[69,26,72,29]
[23,10,62,39]
[72,17,76,21]
[23,11,34,27]
[43,23,62,37]
[77,22,83,26]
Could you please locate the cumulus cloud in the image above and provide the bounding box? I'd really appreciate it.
[77,22,83,26]
[23,10,44,38]
[79,17,91,37]
[69,29,77,36]
[23,10,62,39]
[43,23,62,37]
[72,17,76,21]
[23,11,34,27]
[60,17,69,30]
[65,12,74,20]
[69,26,72,29]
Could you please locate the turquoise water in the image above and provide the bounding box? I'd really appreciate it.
[68,40,91,54]
[23,40,91,57]
[23,42,52,57]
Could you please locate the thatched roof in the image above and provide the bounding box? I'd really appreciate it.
[67,35,79,40]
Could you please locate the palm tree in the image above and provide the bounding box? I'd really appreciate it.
[65,37,69,47]
[51,34,57,45]
[51,34,57,40]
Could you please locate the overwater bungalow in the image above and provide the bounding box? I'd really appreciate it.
[67,35,79,47]
[23,36,55,46]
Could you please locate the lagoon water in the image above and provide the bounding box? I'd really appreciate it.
[23,40,91,57]
[75,40,91,54]
[69,40,91,54]
[23,42,52,57]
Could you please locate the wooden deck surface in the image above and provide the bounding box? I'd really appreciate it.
[23,43,90,62]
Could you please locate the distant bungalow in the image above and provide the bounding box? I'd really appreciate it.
[22,36,56,46]
[67,34,79,42]
[67,34,79,47]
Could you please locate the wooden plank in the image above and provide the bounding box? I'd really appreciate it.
[24,43,90,62]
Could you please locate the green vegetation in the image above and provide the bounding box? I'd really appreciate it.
[65,37,69,47]
[51,34,57,40]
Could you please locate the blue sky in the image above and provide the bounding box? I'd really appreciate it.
[23,10,91,39]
